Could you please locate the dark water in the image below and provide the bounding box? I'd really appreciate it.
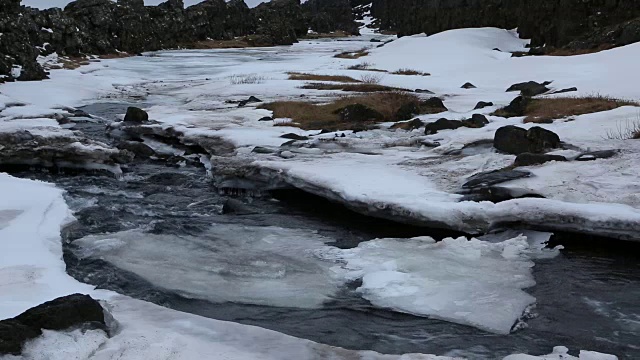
[11,102,640,359]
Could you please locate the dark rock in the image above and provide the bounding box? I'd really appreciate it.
[576,149,619,161]
[465,114,489,128]
[494,125,561,155]
[498,96,529,117]
[550,87,578,95]
[222,198,259,215]
[462,169,531,189]
[335,104,384,123]
[370,38,382,42]
[280,133,309,141]
[514,152,567,166]
[0,294,105,355]
[419,97,448,113]
[473,101,494,110]
[461,82,477,89]
[252,146,276,154]
[238,96,263,107]
[302,0,360,35]
[506,81,550,97]
[258,116,273,121]
[424,118,464,135]
[390,118,424,131]
[460,186,545,203]
[116,141,156,159]
[124,107,149,123]
[415,88,434,94]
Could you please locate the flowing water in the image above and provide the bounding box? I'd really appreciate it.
[9,38,640,359]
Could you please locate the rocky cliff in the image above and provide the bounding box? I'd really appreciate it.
[302,0,359,35]
[370,0,640,48]
[1,0,351,82]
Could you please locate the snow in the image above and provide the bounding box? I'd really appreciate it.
[323,234,560,335]
[503,346,618,360]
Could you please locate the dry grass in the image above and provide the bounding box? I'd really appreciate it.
[605,115,640,140]
[191,38,254,49]
[300,83,409,93]
[259,92,420,131]
[334,48,369,59]
[522,95,639,123]
[360,73,384,84]
[392,68,430,76]
[288,72,360,83]
[229,74,267,85]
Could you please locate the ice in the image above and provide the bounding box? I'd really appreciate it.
[503,346,618,360]
[73,225,344,309]
[323,234,555,334]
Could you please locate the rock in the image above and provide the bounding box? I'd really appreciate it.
[0,294,106,355]
[116,140,156,159]
[222,198,259,215]
[147,172,191,186]
[473,101,494,110]
[415,88,434,94]
[465,114,489,128]
[494,125,561,155]
[461,82,477,89]
[252,146,276,154]
[390,118,425,131]
[506,81,550,97]
[238,96,263,107]
[575,149,619,161]
[302,0,360,35]
[258,116,273,121]
[280,133,309,141]
[124,107,149,123]
[334,104,384,123]
[497,96,529,117]
[424,118,464,135]
[460,186,545,203]
[550,87,578,95]
[462,169,531,189]
[419,97,448,113]
[514,152,567,166]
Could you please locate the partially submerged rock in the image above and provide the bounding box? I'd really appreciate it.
[124,107,149,123]
[494,125,561,155]
[514,152,567,166]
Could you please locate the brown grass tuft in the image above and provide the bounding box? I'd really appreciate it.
[392,68,430,76]
[259,92,420,131]
[523,95,639,123]
[300,83,409,93]
[545,44,614,56]
[288,72,360,83]
[334,48,369,59]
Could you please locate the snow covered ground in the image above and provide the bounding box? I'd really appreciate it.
[0,29,635,358]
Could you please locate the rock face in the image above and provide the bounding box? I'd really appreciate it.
[370,0,640,48]
[493,125,561,155]
[303,0,359,35]
[0,294,106,355]
[0,0,328,81]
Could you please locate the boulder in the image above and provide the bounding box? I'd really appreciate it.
[335,104,384,123]
[116,140,156,158]
[0,294,106,355]
[494,125,561,155]
[514,152,567,166]
[424,118,464,135]
[497,96,529,117]
[419,97,448,113]
[506,81,550,96]
[473,101,494,110]
[124,107,149,123]
[465,113,489,128]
